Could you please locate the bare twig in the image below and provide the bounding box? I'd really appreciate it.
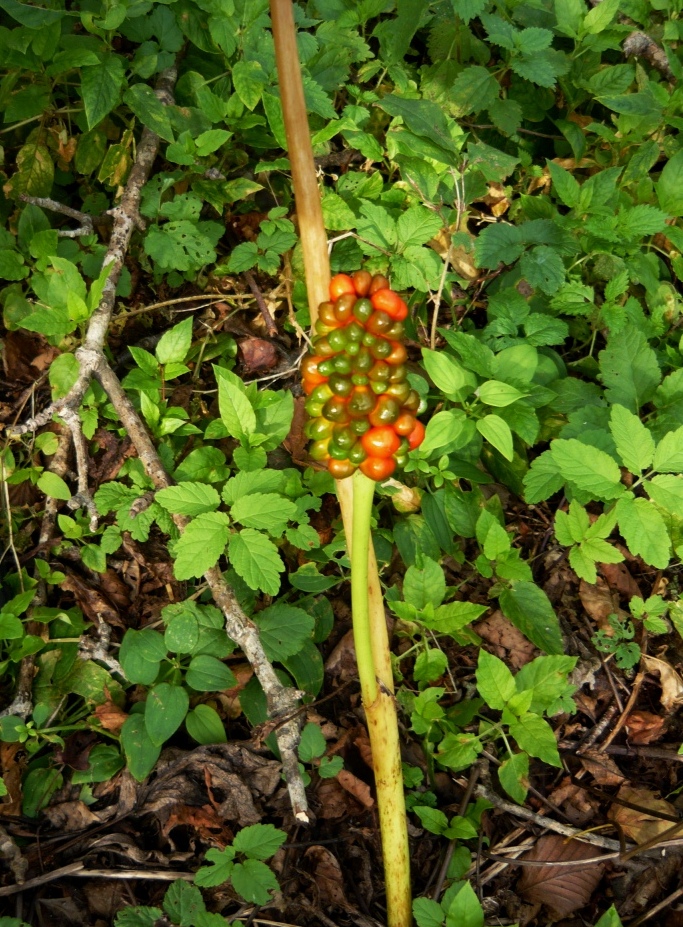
[18,195,95,237]
[244,269,279,336]
[60,407,98,531]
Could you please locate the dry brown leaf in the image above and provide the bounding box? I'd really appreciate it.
[303,846,352,910]
[624,710,666,744]
[609,786,677,845]
[473,610,536,670]
[336,769,374,809]
[94,693,128,734]
[641,654,683,711]
[42,800,99,831]
[517,835,606,919]
[580,750,626,786]
[239,337,277,373]
[579,578,623,631]
[599,561,642,599]
[316,777,360,819]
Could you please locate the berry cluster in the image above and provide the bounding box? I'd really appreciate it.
[302,271,425,481]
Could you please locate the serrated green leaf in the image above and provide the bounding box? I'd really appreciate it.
[509,714,560,765]
[124,84,174,142]
[215,367,256,440]
[616,495,671,568]
[156,482,221,516]
[227,529,284,595]
[474,223,523,269]
[450,65,499,116]
[646,474,683,517]
[599,327,661,413]
[550,438,624,500]
[653,425,683,473]
[657,149,683,217]
[254,604,314,661]
[610,404,655,474]
[230,859,280,905]
[523,452,564,503]
[583,0,619,33]
[156,316,193,365]
[397,204,442,250]
[81,55,126,128]
[173,512,230,580]
[232,823,287,860]
[230,492,297,533]
[476,650,515,709]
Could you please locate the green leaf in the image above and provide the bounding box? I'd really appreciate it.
[498,752,529,804]
[116,905,164,927]
[230,492,297,533]
[397,204,442,250]
[477,381,526,408]
[195,846,236,888]
[476,415,514,462]
[404,559,446,610]
[119,628,166,685]
[476,650,515,709]
[37,471,70,501]
[173,512,230,580]
[124,84,175,142]
[185,654,236,692]
[499,581,564,654]
[547,159,580,208]
[449,66,499,116]
[163,881,206,926]
[215,367,256,440]
[616,495,671,569]
[227,529,284,595]
[658,150,683,217]
[377,95,459,160]
[413,898,445,927]
[653,425,683,473]
[610,405,655,474]
[185,704,227,745]
[414,806,449,835]
[550,438,624,501]
[422,350,475,399]
[523,452,564,503]
[254,604,314,661]
[583,0,619,32]
[232,823,287,860]
[474,223,523,269]
[156,482,221,516]
[444,881,484,927]
[145,683,189,746]
[420,410,470,455]
[509,714,561,767]
[646,475,683,517]
[230,859,280,905]
[298,721,327,762]
[414,648,449,684]
[81,56,126,128]
[519,246,565,295]
[594,907,624,927]
[422,601,488,636]
[599,327,661,413]
[0,0,63,26]
[156,316,193,365]
[121,714,161,782]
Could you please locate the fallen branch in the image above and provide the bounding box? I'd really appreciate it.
[7,65,308,821]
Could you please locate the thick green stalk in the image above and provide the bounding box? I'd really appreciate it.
[351,469,412,927]
[351,469,379,707]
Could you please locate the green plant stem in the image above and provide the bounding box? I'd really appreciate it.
[351,469,379,707]
[351,469,412,927]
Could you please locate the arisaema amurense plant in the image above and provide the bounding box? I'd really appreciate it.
[270,1,420,923]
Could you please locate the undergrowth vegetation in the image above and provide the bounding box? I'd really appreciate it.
[1,0,683,925]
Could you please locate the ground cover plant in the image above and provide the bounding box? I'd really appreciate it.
[2,0,683,925]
